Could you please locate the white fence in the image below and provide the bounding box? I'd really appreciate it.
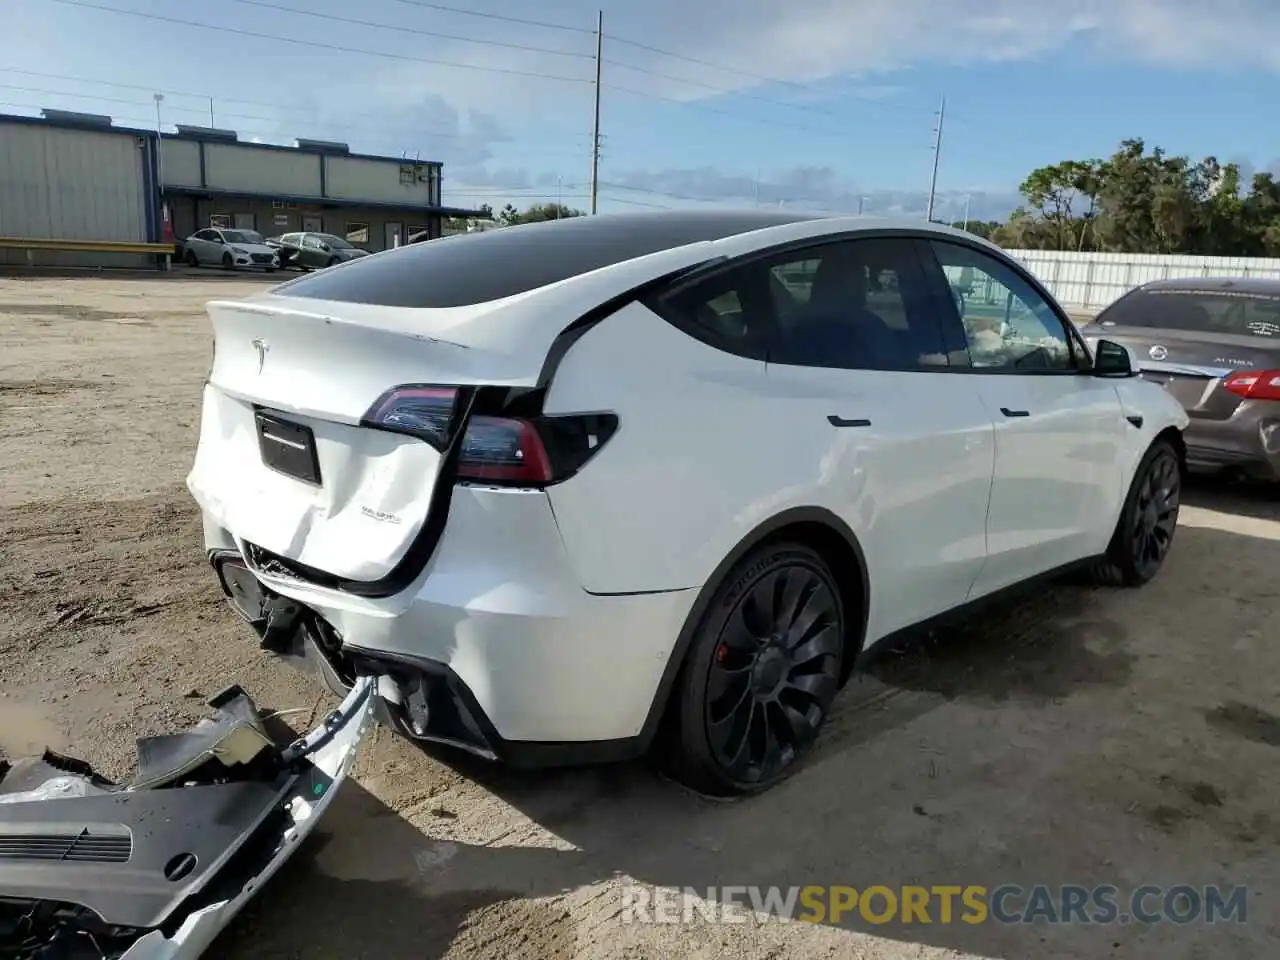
[1004,250,1280,312]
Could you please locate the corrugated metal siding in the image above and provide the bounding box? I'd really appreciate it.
[1007,250,1280,311]
[203,143,320,196]
[0,121,151,267]
[160,139,201,188]
[0,122,147,240]
[324,155,436,206]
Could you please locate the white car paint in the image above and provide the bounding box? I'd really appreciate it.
[184,228,281,270]
[188,213,1189,757]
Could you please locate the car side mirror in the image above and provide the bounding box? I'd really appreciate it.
[1092,338,1135,378]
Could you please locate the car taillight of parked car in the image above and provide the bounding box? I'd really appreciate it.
[1222,369,1280,402]
[361,385,617,486]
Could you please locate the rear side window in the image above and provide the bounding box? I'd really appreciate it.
[273,210,821,309]
[654,237,950,370]
[1100,289,1280,338]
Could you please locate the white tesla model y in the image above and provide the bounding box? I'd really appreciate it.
[188,211,1189,795]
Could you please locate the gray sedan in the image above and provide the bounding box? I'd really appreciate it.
[1080,278,1280,480]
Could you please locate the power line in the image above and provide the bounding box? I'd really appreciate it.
[606,34,835,95]
[0,84,591,158]
[382,0,594,35]
[43,0,594,84]
[603,57,855,122]
[599,193,671,209]
[602,84,860,140]
[232,0,593,60]
[0,68,594,144]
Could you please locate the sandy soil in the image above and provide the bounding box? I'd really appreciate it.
[1,275,1277,959]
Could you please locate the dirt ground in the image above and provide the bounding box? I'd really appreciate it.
[1,274,1277,959]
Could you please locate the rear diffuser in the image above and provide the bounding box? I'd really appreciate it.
[0,676,376,959]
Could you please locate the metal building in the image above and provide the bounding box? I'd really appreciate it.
[158,126,476,250]
[0,111,163,267]
[0,109,484,268]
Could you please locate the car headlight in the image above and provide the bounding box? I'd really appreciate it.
[232,247,247,254]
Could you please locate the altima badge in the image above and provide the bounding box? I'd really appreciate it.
[252,338,269,374]
[1148,345,1168,360]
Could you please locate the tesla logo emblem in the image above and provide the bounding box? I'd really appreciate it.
[252,338,269,373]
[1148,345,1168,360]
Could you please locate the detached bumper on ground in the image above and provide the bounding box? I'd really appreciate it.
[0,676,376,960]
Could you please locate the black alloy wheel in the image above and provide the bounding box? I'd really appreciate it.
[671,543,846,795]
[1129,444,1181,580]
[1094,438,1182,586]
[184,248,198,267]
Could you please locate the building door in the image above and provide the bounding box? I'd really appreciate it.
[233,212,255,231]
[384,221,403,250]
[302,215,322,232]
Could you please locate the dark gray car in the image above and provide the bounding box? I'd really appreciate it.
[1080,278,1280,479]
[266,232,370,270]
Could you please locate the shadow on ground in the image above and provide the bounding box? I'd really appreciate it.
[216,485,1280,960]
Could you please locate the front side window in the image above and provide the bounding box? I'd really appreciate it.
[929,241,1074,371]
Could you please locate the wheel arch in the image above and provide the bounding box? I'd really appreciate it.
[1155,425,1186,476]
[637,505,871,751]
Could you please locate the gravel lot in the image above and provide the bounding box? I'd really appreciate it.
[1,275,1277,959]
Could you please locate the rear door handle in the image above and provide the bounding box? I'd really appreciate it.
[999,407,1030,418]
[828,415,871,428]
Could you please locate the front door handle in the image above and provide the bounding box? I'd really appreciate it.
[828,415,871,428]
[999,407,1030,418]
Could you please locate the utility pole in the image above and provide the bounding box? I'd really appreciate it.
[961,193,971,231]
[153,93,165,187]
[209,97,215,127]
[925,95,945,222]
[589,9,603,214]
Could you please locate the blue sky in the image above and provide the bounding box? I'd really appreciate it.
[5,0,1280,220]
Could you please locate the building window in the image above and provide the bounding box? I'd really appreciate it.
[345,222,370,244]
[209,213,231,229]
[233,212,256,231]
[407,225,431,243]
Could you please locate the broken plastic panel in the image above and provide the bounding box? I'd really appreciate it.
[0,676,375,960]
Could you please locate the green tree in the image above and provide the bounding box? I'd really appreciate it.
[996,139,1280,257]
[499,202,585,225]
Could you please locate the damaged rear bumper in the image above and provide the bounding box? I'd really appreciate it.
[0,676,376,960]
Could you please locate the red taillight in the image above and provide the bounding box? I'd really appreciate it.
[1223,369,1280,402]
[362,385,615,486]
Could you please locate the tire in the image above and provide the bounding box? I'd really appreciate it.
[221,252,235,271]
[666,542,847,796]
[184,249,198,267]
[326,256,340,268]
[1091,438,1182,587]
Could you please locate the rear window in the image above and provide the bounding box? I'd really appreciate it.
[272,210,821,309]
[1099,289,1280,338]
